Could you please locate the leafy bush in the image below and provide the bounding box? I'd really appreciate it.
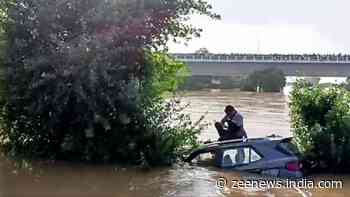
[139,97,202,165]
[143,53,190,97]
[0,0,217,165]
[290,81,350,170]
[240,68,286,92]
[139,52,201,165]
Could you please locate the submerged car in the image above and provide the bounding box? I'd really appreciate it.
[185,137,303,178]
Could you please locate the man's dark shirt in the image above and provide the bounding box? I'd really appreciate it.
[221,112,247,138]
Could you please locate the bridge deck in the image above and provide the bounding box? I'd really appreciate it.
[182,61,350,77]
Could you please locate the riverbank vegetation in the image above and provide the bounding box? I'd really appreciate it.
[290,81,350,172]
[0,0,219,166]
[180,68,286,92]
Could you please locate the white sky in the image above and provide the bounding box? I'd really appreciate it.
[168,0,350,54]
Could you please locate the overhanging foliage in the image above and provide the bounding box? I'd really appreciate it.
[0,0,217,164]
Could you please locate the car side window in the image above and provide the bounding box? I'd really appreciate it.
[222,147,262,167]
[250,148,262,162]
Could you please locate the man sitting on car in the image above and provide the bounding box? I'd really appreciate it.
[215,105,247,141]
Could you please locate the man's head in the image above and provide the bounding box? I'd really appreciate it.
[224,105,236,115]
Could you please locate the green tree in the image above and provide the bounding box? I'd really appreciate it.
[0,0,218,165]
[143,52,190,97]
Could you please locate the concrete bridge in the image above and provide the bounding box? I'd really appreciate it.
[172,53,350,77]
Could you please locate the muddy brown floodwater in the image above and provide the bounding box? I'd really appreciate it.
[182,90,292,141]
[0,90,349,197]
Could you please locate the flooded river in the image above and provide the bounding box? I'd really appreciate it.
[0,90,348,197]
[182,90,291,141]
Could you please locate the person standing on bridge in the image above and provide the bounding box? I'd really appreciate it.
[215,105,247,141]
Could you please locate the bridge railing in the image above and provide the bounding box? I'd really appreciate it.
[172,54,350,64]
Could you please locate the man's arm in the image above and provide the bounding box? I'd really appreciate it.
[220,115,228,125]
[231,113,243,127]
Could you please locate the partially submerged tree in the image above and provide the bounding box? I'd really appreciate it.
[241,68,286,92]
[0,0,218,164]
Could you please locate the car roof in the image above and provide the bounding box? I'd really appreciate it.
[185,137,292,162]
[206,137,290,150]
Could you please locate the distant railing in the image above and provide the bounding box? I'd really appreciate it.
[172,53,350,64]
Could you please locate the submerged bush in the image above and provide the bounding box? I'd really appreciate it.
[0,0,218,165]
[179,75,242,90]
[290,81,350,170]
[240,68,286,92]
